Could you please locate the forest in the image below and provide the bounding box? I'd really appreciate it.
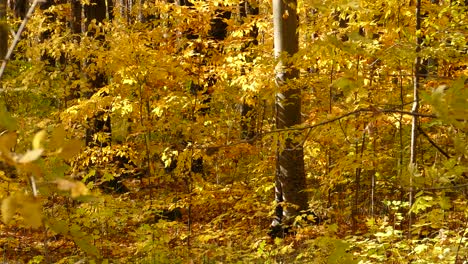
[0,0,467,262]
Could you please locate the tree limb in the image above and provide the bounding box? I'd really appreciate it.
[197,107,444,151]
[0,0,42,81]
[418,126,450,159]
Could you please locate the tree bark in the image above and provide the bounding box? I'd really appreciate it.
[84,0,110,148]
[272,0,307,228]
[0,0,7,61]
[69,0,82,35]
[409,0,422,235]
[84,0,107,25]
[239,0,259,142]
[12,0,28,19]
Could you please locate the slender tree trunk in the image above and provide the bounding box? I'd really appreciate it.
[0,0,41,80]
[13,0,27,19]
[239,0,259,142]
[0,0,7,61]
[84,0,110,148]
[409,0,422,233]
[107,0,114,20]
[272,0,307,228]
[84,0,107,27]
[70,0,82,35]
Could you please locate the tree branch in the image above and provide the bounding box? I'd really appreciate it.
[405,183,468,191]
[417,126,450,159]
[380,109,436,118]
[198,106,440,151]
[274,107,437,134]
[0,0,42,81]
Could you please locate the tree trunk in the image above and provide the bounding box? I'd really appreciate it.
[69,0,82,35]
[84,0,107,25]
[409,0,422,235]
[0,0,7,61]
[239,0,259,142]
[272,0,307,229]
[84,0,111,148]
[12,0,28,19]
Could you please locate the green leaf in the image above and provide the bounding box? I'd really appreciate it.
[70,224,100,256]
[48,219,69,234]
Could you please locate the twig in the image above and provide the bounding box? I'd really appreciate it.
[196,107,440,150]
[455,214,468,264]
[276,108,366,133]
[275,107,437,134]
[404,183,468,191]
[380,109,436,118]
[30,176,38,196]
[417,126,450,159]
[0,0,42,81]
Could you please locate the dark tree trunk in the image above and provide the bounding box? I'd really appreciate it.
[11,0,27,19]
[85,110,111,147]
[69,0,82,35]
[209,9,230,41]
[107,0,114,20]
[84,0,111,147]
[84,0,107,25]
[239,0,259,142]
[176,0,192,6]
[0,0,7,60]
[409,0,422,234]
[271,0,308,233]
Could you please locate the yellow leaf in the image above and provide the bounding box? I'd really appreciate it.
[71,182,89,198]
[21,163,43,178]
[19,200,42,229]
[50,125,66,150]
[18,149,44,163]
[1,195,16,224]
[59,139,83,160]
[33,130,47,150]
[152,106,164,117]
[56,178,76,191]
[2,194,42,228]
[55,179,89,198]
[122,78,136,85]
[0,131,18,154]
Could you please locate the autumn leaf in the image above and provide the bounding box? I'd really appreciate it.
[58,139,83,160]
[32,130,47,150]
[19,200,42,229]
[55,179,89,198]
[18,149,44,163]
[0,104,18,131]
[1,194,42,228]
[1,195,16,224]
[50,125,66,150]
[0,131,18,156]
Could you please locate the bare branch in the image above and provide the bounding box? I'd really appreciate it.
[0,0,42,81]
[405,183,468,191]
[197,107,442,150]
[418,126,450,159]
